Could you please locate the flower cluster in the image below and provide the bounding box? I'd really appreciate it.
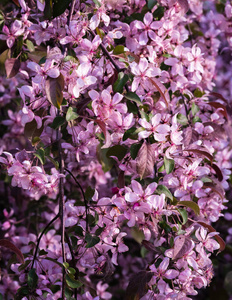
[0,0,231,299]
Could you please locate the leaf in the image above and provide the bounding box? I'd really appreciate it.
[136,141,154,179]
[53,0,71,18]
[65,274,83,289]
[113,72,129,93]
[45,74,64,109]
[177,208,188,225]
[66,107,79,122]
[191,102,199,116]
[113,45,125,55]
[125,271,154,300]
[18,260,31,272]
[123,127,137,141]
[28,268,38,289]
[156,185,173,201]
[207,101,228,120]
[95,118,111,149]
[106,145,127,161]
[26,40,35,52]
[118,170,125,188]
[131,227,145,244]
[202,181,224,199]
[34,148,45,164]
[0,239,24,263]
[85,234,100,248]
[130,143,142,160]
[50,116,65,130]
[177,201,200,215]
[124,92,142,105]
[164,156,175,174]
[24,119,44,142]
[173,235,192,259]
[46,155,59,169]
[177,113,188,125]
[209,92,228,103]
[197,221,226,252]
[149,78,170,107]
[184,148,213,163]
[85,186,95,202]
[5,58,20,78]
[44,0,53,20]
[211,163,223,181]
[147,0,157,10]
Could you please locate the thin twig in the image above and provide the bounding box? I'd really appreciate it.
[67,0,76,26]
[31,213,59,269]
[65,232,78,298]
[64,168,89,233]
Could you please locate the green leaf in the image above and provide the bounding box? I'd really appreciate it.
[164,156,175,174]
[124,92,142,105]
[106,145,127,161]
[15,287,29,298]
[95,225,106,236]
[75,226,84,237]
[85,234,100,248]
[63,262,69,269]
[177,113,188,125]
[159,220,172,234]
[53,0,71,18]
[177,201,200,215]
[156,185,173,201]
[85,186,95,201]
[191,103,199,116]
[123,127,137,141]
[34,148,45,164]
[97,145,114,172]
[18,260,31,272]
[66,107,79,122]
[194,88,205,98]
[177,208,188,225]
[93,0,101,7]
[113,72,129,93]
[50,116,66,130]
[147,0,157,10]
[126,101,139,114]
[131,227,145,244]
[65,287,73,300]
[192,116,202,124]
[67,267,76,275]
[130,143,142,160]
[65,274,83,289]
[113,45,125,55]
[26,40,35,52]
[153,6,164,19]
[28,268,38,289]
[44,0,53,20]
[46,155,59,170]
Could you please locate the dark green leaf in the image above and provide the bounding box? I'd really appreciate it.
[95,225,106,236]
[194,88,205,98]
[126,101,139,114]
[18,260,31,272]
[130,143,142,160]
[44,0,53,20]
[93,0,101,7]
[65,274,83,289]
[34,148,45,164]
[67,267,76,275]
[124,92,142,105]
[53,0,71,18]
[28,268,38,289]
[75,226,84,237]
[50,116,65,130]
[47,155,59,169]
[224,271,232,295]
[153,6,164,19]
[177,201,200,215]
[16,287,29,298]
[177,208,188,225]
[164,156,175,174]
[147,0,157,10]
[63,262,69,269]
[106,145,127,161]
[113,72,129,93]
[65,287,73,300]
[156,185,173,201]
[66,107,79,122]
[123,127,137,141]
[85,234,100,248]
[85,186,95,201]
[159,220,172,233]
[113,45,125,55]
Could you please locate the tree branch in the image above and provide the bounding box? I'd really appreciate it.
[31,213,59,269]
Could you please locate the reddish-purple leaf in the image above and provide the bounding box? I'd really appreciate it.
[209,92,228,104]
[45,74,64,109]
[184,148,213,163]
[173,235,192,259]
[0,239,24,263]
[149,78,170,108]
[136,141,154,179]
[211,163,223,181]
[118,170,125,188]
[203,181,224,199]
[207,101,228,120]
[95,118,111,149]
[197,222,226,252]
[5,58,20,78]
[126,271,154,300]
